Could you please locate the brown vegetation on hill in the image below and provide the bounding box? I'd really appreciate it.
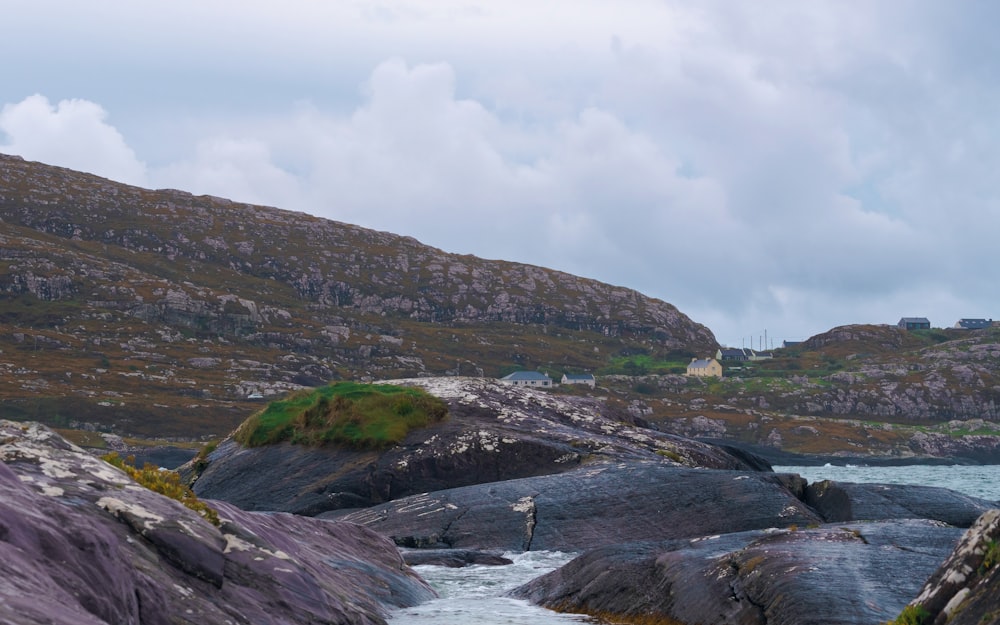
[0,154,715,439]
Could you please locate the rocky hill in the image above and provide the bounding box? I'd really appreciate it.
[626,323,1000,462]
[0,153,716,439]
[4,154,1000,463]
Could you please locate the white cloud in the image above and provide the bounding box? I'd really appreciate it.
[0,95,146,186]
[152,138,302,209]
[3,2,1000,347]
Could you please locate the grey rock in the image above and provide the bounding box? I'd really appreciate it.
[512,520,965,625]
[401,549,514,568]
[189,377,768,515]
[901,508,1000,625]
[330,462,821,552]
[0,420,434,625]
[804,479,994,526]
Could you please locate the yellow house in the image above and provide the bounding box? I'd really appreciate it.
[686,358,722,378]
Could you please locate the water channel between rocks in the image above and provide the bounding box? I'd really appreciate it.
[387,550,593,624]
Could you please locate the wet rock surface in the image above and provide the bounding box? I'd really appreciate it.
[804,479,994,526]
[511,520,966,625]
[401,549,514,568]
[188,377,766,515]
[328,462,821,552]
[0,420,433,625]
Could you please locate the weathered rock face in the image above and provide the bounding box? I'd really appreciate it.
[328,462,820,552]
[330,450,995,557]
[900,509,1000,625]
[789,326,1000,426]
[620,325,1000,462]
[188,377,767,514]
[0,420,434,625]
[511,520,966,625]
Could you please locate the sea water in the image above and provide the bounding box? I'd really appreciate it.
[387,550,593,624]
[386,464,1000,624]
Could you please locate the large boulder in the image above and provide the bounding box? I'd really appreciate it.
[0,420,434,625]
[329,461,821,552]
[512,520,966,625]
[188,377,769,515]
[897,508,1000,625]
[804,479,994,526]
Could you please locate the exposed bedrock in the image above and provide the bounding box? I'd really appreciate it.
[804,479,995,526]
[188,377,768,515]
[328,462,821,552]
[901,509,1000,625]
[0,420,433,625]
[511,520,966,625]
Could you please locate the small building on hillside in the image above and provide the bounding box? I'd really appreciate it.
[686,358,722,378]
[717,347,772,361]
[561,373,596,387]
[955,318,992,330]
[716,348,752,361]
[898,317,931,330]
[500,371,553,388]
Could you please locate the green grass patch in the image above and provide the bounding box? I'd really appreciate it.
[600,354,690,375]
[103,452,219,526]
[981,539,1000,574]
[886,605,930,625]
[233,382,448,449]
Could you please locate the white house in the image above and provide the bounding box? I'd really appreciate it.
[500,371,553,387]
[561,373,595,387]
[686,358,722,378]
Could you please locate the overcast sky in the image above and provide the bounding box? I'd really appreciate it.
[3,1,998,348]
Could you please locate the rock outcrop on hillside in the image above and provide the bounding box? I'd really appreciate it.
[0,420,434,625]
[187,377,764,514]
[760,325,1000,424]
[621,324,1000,462]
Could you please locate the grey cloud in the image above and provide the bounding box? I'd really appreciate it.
[3,1,999,345]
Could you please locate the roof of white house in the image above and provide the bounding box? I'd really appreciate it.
[501,371,551,381]
[688,359,717,369]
